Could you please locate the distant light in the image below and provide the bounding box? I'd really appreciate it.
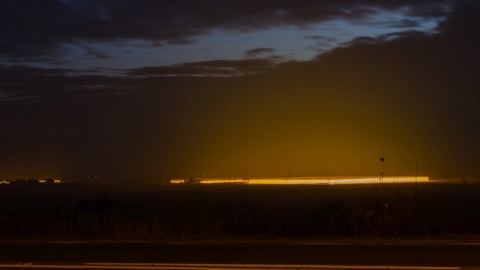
[170,176,429,185]
[170,179,186,184]
[54,179,61,183]
[200,179,248,184]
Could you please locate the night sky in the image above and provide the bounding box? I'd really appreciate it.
[1,0,480,181]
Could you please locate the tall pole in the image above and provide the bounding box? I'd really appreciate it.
[380,157,385,188]
[415,163,418,196]
[415,163,418,182]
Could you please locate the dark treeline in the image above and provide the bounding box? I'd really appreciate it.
[1,183,480,240]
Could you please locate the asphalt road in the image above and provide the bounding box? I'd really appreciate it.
[0,241,479,268]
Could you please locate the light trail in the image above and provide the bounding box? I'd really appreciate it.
[0,263,462,270]
[170,176,429,185]
[86,263,461,270]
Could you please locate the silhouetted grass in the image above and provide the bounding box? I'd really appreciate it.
[0,183,479,240]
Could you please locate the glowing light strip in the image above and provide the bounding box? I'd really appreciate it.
[170,179,186,184]
[0,263,460,270]
[170,176,429,185]
[0,180,62,184]
[199,179,248,184]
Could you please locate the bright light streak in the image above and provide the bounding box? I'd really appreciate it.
[198,179,248,184]
[0,179,62,184]
[0,262,459,269]
[170,179,186,184]
[170,176,429,185]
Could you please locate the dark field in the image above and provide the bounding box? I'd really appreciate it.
[1,182,480,240]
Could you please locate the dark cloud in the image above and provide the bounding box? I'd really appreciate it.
[129,59,277,77]
[0,91,39,102]
[304,35,336,41]
[0,66,128,104]
[339,36,378,46]
[245,48,276,58]
[389,19,421,28]
[402,1,453,18]
[339,30,430,47]
[0,66,64,77]
[81,46,112,60]
[305,35,338,52]
[437,0,480,39]
[0,59,277,103]
[0,0,453,60]
[0,65,100,79]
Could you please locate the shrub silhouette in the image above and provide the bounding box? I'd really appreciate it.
[74,193,124,236]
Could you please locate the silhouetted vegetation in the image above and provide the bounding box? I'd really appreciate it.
[1,183,480,240]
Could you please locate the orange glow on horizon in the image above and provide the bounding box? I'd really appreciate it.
[0,179,62,184]
[170,179,186,184]
[170,176,429,185]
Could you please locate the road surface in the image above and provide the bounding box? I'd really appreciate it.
[0,241,478,269]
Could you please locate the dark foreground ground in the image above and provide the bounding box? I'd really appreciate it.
[0,241,480,267]
[1,183,480,269]
[2,182,480,240]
